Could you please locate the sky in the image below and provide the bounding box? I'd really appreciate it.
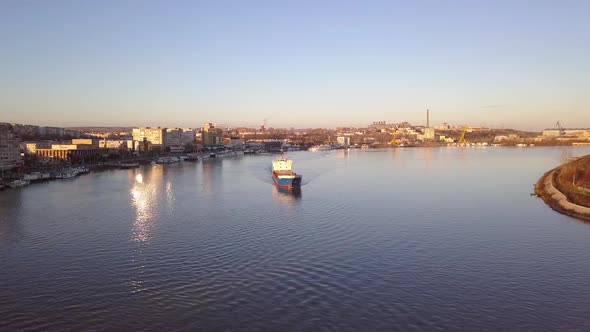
[1,0,589,130]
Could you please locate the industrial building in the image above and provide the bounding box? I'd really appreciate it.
[542,128,590,138]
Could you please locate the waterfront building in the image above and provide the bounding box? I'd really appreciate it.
[166,128,184,149]
[202,123,224,146]
[98,140,133,150]
[337,136,351,147]
[264,140,283,152]
[132,127,167,150]
[35,143,101,162]
[181,128,196,145]
[72,138,99,147]
[23,141,52,154]
[0,124,23,172]
[228,137,244,147]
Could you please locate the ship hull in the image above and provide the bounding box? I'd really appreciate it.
[272,172,302,188]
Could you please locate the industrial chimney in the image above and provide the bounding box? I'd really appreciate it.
[426,109,430,128]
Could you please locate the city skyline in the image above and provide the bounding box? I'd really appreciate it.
[1,1,589,130]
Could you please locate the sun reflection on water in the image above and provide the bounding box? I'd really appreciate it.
[129,169,161,243]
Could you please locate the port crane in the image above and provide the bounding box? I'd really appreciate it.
[458,127,467,145]
[556,121,565,136]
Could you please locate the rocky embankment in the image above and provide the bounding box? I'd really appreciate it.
[535,156,590,222]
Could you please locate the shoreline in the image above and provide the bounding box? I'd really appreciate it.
[535,158,590,222]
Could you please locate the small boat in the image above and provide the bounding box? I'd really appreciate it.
[156,157,180,164]
[309,144,333,152]
[185,154,199,162]
[120,162,140,169]
[23,173,41,182]
[8,179,30,188]
[272,155,302,188]
[60,169,77,179]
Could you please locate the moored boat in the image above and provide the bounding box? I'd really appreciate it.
[272,155,302,188]
[23,173,41,182]
[185,154,199,162]
[120,162,140,169]
[60,169,77,179]
[309,144,333,152]
[7,179,30,188]
[156,157,180,164]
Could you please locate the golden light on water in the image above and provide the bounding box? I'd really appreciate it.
[130,170,159,243]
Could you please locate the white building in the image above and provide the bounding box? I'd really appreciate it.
[422,128,435,140]
[337,136,350,147]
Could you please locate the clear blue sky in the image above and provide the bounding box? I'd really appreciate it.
[1,0,588,130]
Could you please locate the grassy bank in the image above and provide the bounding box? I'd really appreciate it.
[552,156,590,207]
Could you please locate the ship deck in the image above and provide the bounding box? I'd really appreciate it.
[273,170,297,176]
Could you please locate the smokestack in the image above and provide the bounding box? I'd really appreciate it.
[427,109,430,128]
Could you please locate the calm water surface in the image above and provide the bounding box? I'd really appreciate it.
[2,147,590,331]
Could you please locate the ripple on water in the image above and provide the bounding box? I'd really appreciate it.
[4,148,590,330]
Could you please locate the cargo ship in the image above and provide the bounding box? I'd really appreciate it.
[272,155,302,188]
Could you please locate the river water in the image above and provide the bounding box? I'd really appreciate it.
[2,147,590,331]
